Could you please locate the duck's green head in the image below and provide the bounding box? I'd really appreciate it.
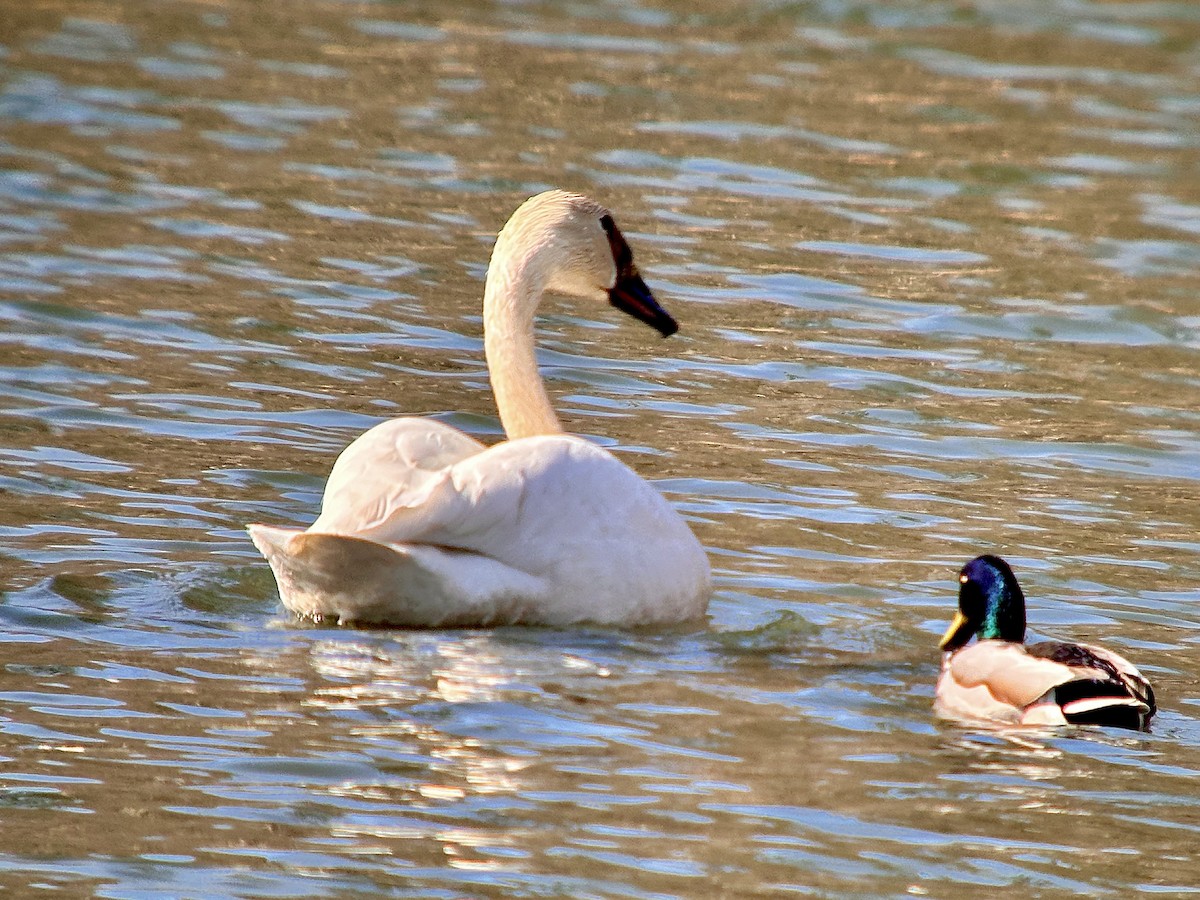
[939,554,1027,651]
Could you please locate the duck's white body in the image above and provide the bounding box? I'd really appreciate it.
[935,639,1153,728]
[248,191,711,626]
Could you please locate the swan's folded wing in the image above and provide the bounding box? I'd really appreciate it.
[310,418,485,539]
[246,525,547,626]
[948,642,1076,708]
[320,433,670,565]
[411,435,667,564]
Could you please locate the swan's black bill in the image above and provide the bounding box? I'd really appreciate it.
[609,272,678,337]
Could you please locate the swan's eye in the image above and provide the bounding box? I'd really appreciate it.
[599,214,635,277]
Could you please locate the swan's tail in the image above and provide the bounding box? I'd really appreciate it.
[248,524,409,624]
[247,524,543,627]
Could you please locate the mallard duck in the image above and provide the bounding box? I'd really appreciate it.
[935,554,1155,731]
[247,190,711,627]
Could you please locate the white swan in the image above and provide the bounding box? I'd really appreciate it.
[248,190,711,627]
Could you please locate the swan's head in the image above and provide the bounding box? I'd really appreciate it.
[495,190,679,337]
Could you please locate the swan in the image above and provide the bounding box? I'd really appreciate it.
[935,555,1155,731]
[248,190,711,627]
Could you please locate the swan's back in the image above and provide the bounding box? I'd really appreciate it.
[432,435,710,624]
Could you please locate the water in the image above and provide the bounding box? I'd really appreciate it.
[1,0,1199,895]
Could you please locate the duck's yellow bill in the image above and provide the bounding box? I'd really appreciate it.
[939,610,970,650]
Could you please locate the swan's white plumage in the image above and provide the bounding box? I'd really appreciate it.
[248,191,711,626]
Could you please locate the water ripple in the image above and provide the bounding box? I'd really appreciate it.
[0,1,1198,897]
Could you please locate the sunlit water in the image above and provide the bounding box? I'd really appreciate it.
[1,0,1199,895]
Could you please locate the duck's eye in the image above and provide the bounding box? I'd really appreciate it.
[959,574,969,584]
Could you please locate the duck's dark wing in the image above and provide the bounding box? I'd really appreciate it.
[1026,640,1156,731]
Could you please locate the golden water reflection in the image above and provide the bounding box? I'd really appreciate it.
[1,0,1199,894]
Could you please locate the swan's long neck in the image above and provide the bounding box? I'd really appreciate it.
[483,241,564,439]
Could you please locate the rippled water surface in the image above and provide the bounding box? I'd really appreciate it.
[2,0,1200,895]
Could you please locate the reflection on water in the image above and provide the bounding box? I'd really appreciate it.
[1,0,1199,895]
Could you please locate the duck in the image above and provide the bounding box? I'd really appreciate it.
[935,554,1155,731]
[247,190,711,627]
